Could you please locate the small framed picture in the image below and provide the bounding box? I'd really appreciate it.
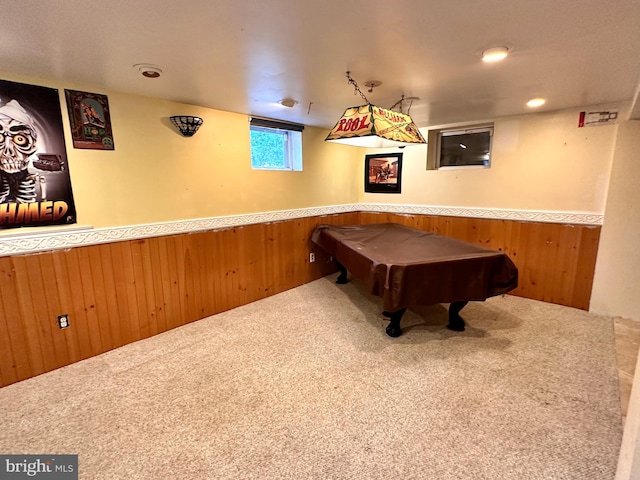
[64,89,115,150]
[364,152,403,194]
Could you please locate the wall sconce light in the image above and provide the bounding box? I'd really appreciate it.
[170,115,204,137]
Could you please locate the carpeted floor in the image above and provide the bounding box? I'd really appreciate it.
[0,276,624,479]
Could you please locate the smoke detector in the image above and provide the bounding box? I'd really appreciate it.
[280,98,297,108]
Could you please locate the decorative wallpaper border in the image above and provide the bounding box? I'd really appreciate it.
[0,204,603,257]
[360,203,605,225]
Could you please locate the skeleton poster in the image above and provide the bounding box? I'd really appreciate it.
[0,79,76,229]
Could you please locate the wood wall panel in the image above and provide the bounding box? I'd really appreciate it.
[0,257,33,382]
[0,211,598,387]
[357,212,600,310]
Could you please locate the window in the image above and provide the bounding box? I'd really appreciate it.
[429,125,493,169]
[250,117,303,171]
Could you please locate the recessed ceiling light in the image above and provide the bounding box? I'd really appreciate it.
[526,98,546,108]
[482,46,509,62]
[133,64,163,78]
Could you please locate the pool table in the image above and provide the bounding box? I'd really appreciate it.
[311,223,518,337]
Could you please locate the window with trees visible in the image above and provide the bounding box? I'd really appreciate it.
[250,117,303,171]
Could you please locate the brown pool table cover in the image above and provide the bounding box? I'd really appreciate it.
[311,223,518,312]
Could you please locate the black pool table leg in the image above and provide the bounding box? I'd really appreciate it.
[447,301,468,331]
[383,308,407,337]
[334,259,349,284]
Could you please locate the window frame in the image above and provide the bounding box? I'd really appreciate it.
[432,124,494,170]
[249,117,304,171]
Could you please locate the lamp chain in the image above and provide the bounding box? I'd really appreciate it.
[345,71,370,104]
[389,95,405,113]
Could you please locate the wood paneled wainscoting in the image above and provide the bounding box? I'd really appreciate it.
[358,212,601,311]
[0,211,600,387]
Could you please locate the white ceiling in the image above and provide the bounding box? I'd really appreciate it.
[2,0,640,129]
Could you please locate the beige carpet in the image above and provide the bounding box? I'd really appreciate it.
[0,276,623,479]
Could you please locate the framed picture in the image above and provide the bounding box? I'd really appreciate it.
[364,152,403,194]
[64,89,115,150]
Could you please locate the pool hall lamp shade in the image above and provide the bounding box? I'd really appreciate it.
[325,72,426,148]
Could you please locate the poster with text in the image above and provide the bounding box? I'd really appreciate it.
[0,79,77,229]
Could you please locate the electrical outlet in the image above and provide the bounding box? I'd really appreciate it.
[309,252,316,263]
[57,314,70,329]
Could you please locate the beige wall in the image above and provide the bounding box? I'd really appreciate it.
[591,120,640,320]
[617,348,640,480]
[0,69,621,231]
[589,121,640,480]
[0,71,361,231]
[361,106,620,213]
[69,93,362,228]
